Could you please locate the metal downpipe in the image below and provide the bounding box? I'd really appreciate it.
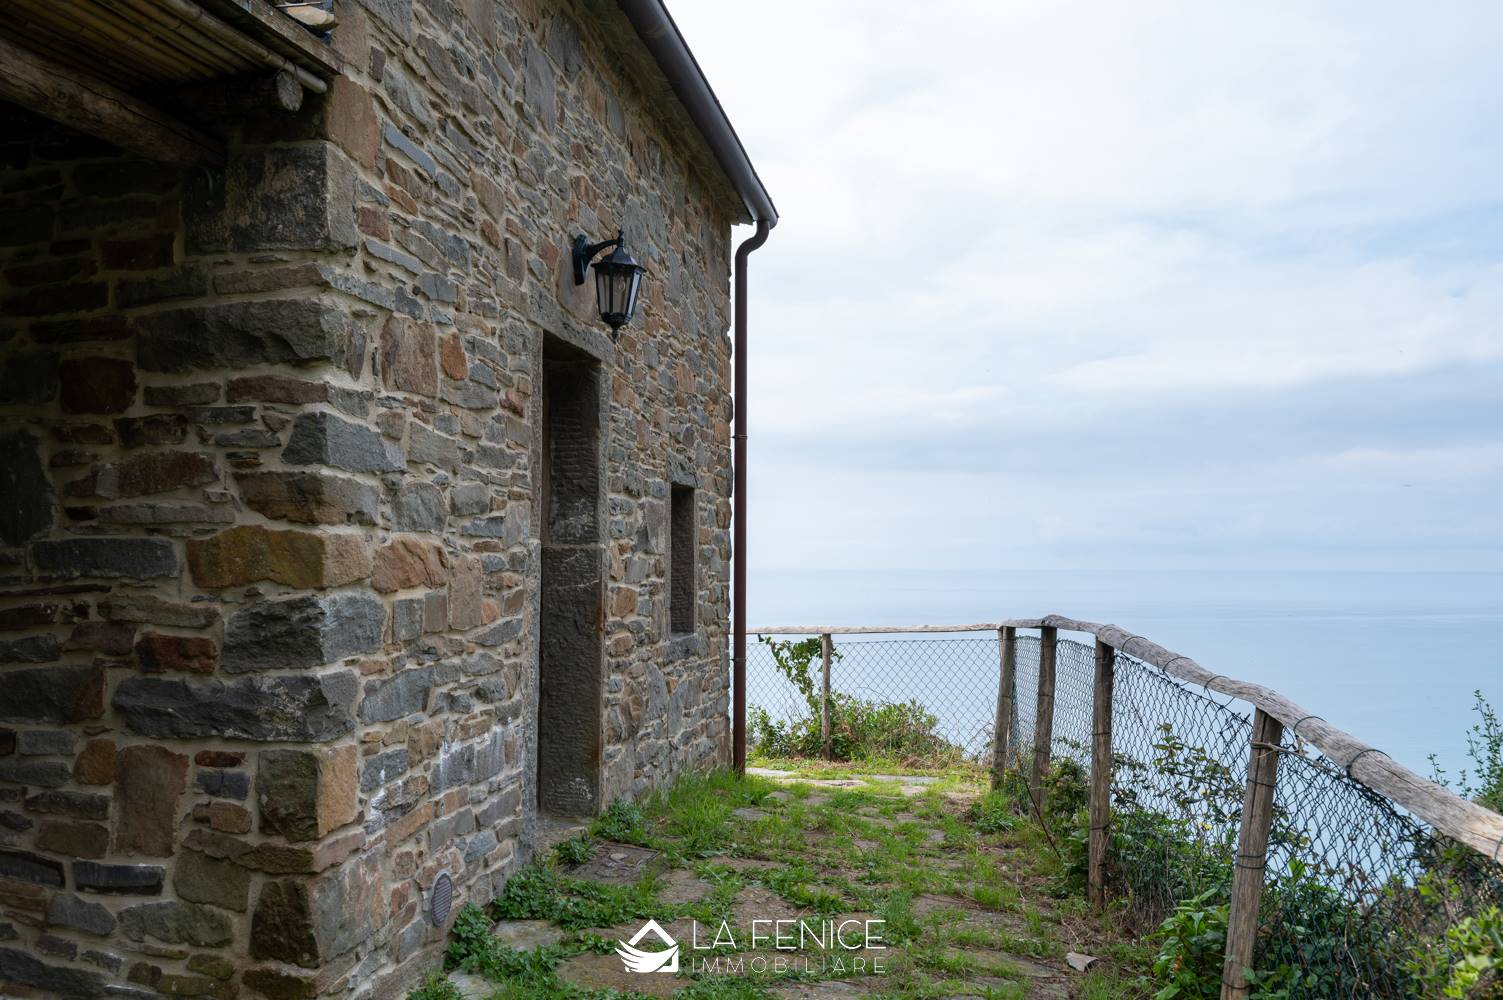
[733,219,771,773]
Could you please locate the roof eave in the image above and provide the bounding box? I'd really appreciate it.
[615,0,778,228]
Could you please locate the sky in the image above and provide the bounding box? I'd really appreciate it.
[670,1,1503,578]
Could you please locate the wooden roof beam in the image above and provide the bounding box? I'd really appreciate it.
[0,32,223,168]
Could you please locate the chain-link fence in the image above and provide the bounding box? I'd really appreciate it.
[741,626,1503,998]
[745,633,1001,762]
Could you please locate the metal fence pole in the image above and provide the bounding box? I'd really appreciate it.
[1029,625,1057,813]
[1088,638,1115,907]
[1221,708,1284,999]
[990,625,1017,790]
[820,632,832,760]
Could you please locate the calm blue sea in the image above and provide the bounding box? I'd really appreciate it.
[746,569,1503,780]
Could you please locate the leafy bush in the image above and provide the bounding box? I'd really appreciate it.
[967,790,1021,834]
[592,798,648,845]
[749,635,964,765]
[553,832,593,865]
[1431,691,1503,815]
[1147,888,1229,1000]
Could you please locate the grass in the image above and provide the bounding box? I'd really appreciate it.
[421,759,1152,999]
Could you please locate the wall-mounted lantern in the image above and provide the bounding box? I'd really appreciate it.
[572,230,646,338]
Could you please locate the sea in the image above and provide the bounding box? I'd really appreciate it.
[744,568,1503,782]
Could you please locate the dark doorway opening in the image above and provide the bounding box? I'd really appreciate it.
[537,336,605,816]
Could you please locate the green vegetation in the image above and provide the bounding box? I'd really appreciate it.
[747,636,966,767]
[1431,691,1503,815]
[415,764,1151,999]
[420,685,1503,1000]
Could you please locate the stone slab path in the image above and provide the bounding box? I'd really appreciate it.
[446,770,1119,998]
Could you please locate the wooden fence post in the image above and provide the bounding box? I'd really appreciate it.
[1029,626,1058,814]
[1088,638,1115,907]
[991,626,1017,790]
[1221,708,1284,999]
[820,633,833,760]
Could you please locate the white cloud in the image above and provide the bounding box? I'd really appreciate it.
[670,0,1503,571]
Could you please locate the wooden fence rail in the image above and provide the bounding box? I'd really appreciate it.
[750,615,1503,999]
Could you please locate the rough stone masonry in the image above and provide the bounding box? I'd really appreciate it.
[0,0,743,996]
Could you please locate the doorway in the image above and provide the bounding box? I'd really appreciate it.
[536,336,605,816]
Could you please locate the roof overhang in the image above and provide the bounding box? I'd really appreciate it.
[610,0,778,228]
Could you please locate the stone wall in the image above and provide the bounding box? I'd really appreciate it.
[0,0,738,994]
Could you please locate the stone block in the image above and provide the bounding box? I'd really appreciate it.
[74,861,164,895]
[0,635,60,663]
[114,744,187,857]
[227,374,327,405]
[0,431,54,545]
[99,595,218,629]
[392,597,423,640]
[187,143,356,254]
[249,880,318,968]
[372,537,447,593]
[0,665,104,723]
[407,421,458,469]
[47,893,116,936]
[32,538,178,580]
[174,849,250,912]
[115,413,188,448]
[64,451,217,499]
[192,800,251,833]
[359,747,408,793]
[136,298,364,376]
[59,357,136,414]
[392,481,444,531]
[358,667,432,723]
[143,382,220,406]
[135,633,217,673]
[74,739,115,784]
[283,411,403,472]
[188,525,371,590]
[222,593,384,673]
[24,792,109,824]
[113,672,358,742]
[236,470,379,526]
[64,621,135,655]
[0,947,106,997]
[36,820,109,858]
[256,744,358,843]
[194,769,251,801]
[119,901,233,947]
[0,849,64,886]
[449,555,483,630]
[450,481,489,515]
[15,730,66,759]
[379,316,437,397]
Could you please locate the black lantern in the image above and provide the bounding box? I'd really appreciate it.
[572,230,646,337]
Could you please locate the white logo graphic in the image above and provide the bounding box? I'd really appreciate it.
[617,919,679,974]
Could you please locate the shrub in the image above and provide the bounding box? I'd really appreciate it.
[749,635,964,766]
[1431,691,1503,815]
[592,798,648,845]
[1147,888,1229,1000]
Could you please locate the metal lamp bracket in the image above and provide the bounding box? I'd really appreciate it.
[572,231,623,285]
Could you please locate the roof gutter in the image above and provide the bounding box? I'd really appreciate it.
[615,0,778,227]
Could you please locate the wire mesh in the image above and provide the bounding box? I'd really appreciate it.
[745,633,1001,763]
[740,628,1503,998]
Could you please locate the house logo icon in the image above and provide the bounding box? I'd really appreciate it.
[616,919,679,973]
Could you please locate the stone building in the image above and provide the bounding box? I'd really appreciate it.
[0,0,774,996]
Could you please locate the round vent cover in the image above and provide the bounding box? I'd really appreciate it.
[430,870,454,926]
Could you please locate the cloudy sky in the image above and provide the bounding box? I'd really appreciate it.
[673,2,1503,577]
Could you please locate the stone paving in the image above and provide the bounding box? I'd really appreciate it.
[447,770,1108,998]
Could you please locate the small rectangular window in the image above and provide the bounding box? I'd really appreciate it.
[669,485,695,634]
